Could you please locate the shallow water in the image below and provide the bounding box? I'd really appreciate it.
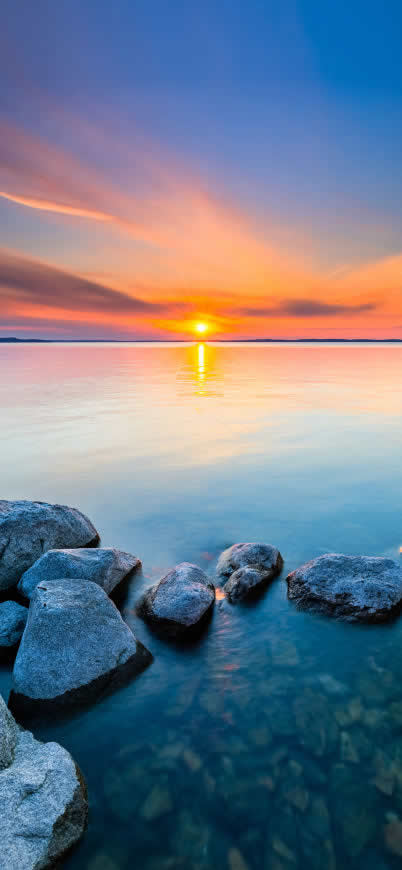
[1,341,402,869]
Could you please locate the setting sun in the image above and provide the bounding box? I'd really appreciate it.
[195,322,208,335]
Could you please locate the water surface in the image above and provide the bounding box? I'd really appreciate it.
[1,342,402,869]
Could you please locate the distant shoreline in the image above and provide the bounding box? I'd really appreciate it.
[1,337,402,345]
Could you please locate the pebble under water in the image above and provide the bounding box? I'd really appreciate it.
[1,341,402,869]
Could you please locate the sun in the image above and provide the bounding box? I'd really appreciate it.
[195,322,208,335]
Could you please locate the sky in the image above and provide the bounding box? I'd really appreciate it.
[1,0,402,339]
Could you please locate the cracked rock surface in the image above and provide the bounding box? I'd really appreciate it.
[0,694,87,869]
[10,578,152,711]
[0,500,99,592]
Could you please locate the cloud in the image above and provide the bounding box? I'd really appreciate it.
[235,299,378,318]
[0,250,186,319]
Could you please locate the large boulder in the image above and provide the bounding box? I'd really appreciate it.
[0,601,28,648]
[10,578,152,713]
[0,694,87,869]
[137,562,215,636]
[0,500,99,592]
[286,554,402,622]
[216,542,283,601]
[18,547,141,600]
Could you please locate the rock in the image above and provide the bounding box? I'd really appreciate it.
[183,748,202,772]
[286,553,402,622]
[137,562,215,636]
[0,500,99,592]
[224,566,271,601]
[0,601,28,647]
[340,730,360,763]
[18,547,140,600]
[217,543,283,598]
[140,785,173,821]
[228,847,249,870]
[384,817,402,856]
[0,693,87,869]
[10,578,152,713]
[0,694,18,770]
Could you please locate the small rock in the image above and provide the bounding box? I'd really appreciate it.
[217,542,283,588]
[137,562,215,636]
[18,547,140,600]
[0,601,27,648]
[225,567,270,602]
[183,748,202,772]
[140,785,173,821]
[384,817,402,856]
[340,731,360,764]
[228,847,249,870]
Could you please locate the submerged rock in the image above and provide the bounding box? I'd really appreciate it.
[216,543,283,601]
[18,547,141,600]
[10,578,152,713]
[0,693,87,869]
[0,601,28,648]
[137,562,215,636]
[0,500,99,592]
[286,553,402,622]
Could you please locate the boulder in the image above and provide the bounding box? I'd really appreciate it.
[0,601,28,648]
[18,547,141,600]
[286,554,402,622]
[0,500,99,592]
[137,562,215,636]
[216,543,283,601]
[10,578,152,713]
[0,693,87,869]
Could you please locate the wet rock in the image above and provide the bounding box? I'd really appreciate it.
[140,785,173,821]
[10,578,152,712]
[183,748,202,772]
[287,553,402,622]
[137,562,215,636]
[316,673,348,696]
[340,730,360,763]
[0,601,27,648]
[384,817,402,857]
[18,547,140,600]
[225,567,271,602]
[293,690,339,758]
[334,696,363,727]
[0,499,99,592]
[228,847,249,870]
[217,543,283,597]
[0,693,87,869]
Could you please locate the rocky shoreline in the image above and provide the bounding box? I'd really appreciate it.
[1,497,402,867]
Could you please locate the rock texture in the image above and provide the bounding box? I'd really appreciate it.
[0,601,28,648]
[224,566,270,602]
[10,578,152,712]
[286,553,402,622]
[18,547,141,600]
[0,694,87,869]
[0,500,99,592]
[217,542,283,601]
[137,562,215,636]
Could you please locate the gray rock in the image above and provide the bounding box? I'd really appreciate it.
[216,543,283,599]
[287,554,402,622]
[225,567,273,602]
[10,578,152,712]
[0,694,18,771]
[0,601,28,647]
[0,500,99,592]
[0,694,87,869]
[137,562,215,636]
[18,547,141,600]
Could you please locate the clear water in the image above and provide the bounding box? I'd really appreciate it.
[1,341,402,869]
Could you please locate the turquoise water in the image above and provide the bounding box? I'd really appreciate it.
[1,341,402,868]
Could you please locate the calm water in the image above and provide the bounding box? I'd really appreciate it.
[1,342,402,869]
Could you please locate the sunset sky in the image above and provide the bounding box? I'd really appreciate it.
[1,0,402,339]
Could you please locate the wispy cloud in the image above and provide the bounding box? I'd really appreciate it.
[235,299,378,318]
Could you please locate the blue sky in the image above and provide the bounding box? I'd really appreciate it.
[1,0,401,338]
